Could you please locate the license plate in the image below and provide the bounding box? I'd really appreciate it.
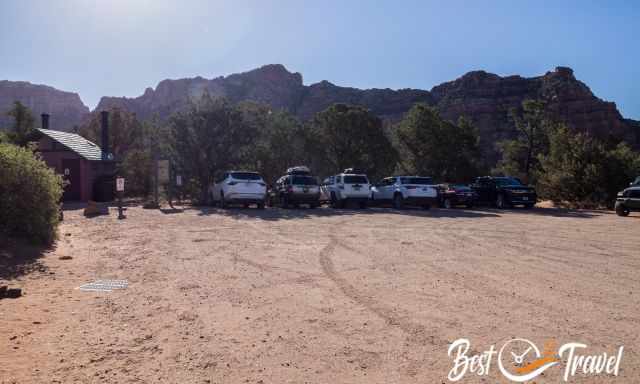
[303,188,309,193]
[522,196,528,201]
[422,188,428,191]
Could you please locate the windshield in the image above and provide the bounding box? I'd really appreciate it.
[230,172,262,181]
[494,177,522,186]
[292,176,318,185]
[400,177,433,185]
[343,175,368,184]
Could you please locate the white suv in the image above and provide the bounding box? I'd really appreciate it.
[321,170,370,209]
[370,176,438,209]
[209,171,267,209]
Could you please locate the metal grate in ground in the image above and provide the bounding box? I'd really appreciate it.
[77,280,128,292]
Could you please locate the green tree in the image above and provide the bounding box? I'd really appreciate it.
[244,108,306,184]
[495,100,551,183]
[537,125,607,205]
[0,143,64,244]
[306,103,396,180]
[6,101,37,146]
[395,104,480,182]
[168,95,260,203]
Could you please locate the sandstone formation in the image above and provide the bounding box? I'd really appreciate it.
[1,65,638,153]
[95,64,639,149]
[0,81,89,131]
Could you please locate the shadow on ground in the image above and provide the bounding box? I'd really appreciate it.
[192,205,502,221]
[0,237,50,280]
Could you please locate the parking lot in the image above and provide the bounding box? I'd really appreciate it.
[1,205,639,383]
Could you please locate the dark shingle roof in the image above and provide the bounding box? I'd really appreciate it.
[38,129,108,161]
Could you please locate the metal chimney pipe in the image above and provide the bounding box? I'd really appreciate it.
[41,113,50,130]
[100,111,109,159]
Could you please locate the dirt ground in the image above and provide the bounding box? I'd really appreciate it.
[1,204,638,383]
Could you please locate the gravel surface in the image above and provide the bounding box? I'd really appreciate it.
[1,205,638,383]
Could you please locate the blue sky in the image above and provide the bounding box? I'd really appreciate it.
[1,0,638,118]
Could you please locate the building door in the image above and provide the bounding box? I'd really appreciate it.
[62,159,81,201]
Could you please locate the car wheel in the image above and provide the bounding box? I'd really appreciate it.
[359,201,368,209]
[524,203,534,209]
[220,193,227,209]
[393,193,404,210]
[466,204,474,209]
[443,198,452,209]
[496,194,506,209]
[281,195,289,209]
[422,204,431,210]
[330,193,340,209]
[616,205,630,217]
[257,202,265,210]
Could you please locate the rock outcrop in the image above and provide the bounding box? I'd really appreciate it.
[95,64,638,150]
[0,81,89,131]
[1,65,637,154]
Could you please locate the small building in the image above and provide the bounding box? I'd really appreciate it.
[36,112,116,202]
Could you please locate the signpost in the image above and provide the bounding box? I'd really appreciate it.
[116,177,125,219]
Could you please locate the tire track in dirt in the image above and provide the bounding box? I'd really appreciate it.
[318,231,448,347]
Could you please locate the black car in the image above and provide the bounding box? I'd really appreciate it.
[471,176,537,209]
[273,166,321,208]
[438,184,478,208]
[615,186,640,216]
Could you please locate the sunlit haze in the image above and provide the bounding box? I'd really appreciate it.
[0,0,638,118]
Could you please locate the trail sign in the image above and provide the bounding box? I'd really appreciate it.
[116,177,125,192]
[158,160,170,183]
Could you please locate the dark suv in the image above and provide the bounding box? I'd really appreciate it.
[471,176,537,209]
[273,166,321,208]
[615,186,640,216]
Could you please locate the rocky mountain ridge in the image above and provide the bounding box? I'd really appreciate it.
[2,65,638,150]
[0,80,89,131]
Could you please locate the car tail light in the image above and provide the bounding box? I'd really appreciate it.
[227,181,237,185]
[447,188,456,193]
[287,186,293,193]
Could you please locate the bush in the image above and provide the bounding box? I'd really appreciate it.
[0,143,64,244]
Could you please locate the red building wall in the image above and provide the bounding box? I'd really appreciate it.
[37,137,94,201]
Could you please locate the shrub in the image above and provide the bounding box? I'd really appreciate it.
[0,143,64,244]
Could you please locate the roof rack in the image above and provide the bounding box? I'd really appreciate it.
[343,168,365,174]
[286,166,311,175]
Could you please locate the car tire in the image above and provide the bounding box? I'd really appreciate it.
[443,198,452,209]
[309,203,318,209]
[466,204,474,209]
[330,193,340,209]
[524,203,534,209]
[393,193,404,210]
[616,205,630,217]
[422,204,431,210]
[257,202,265,210]
[281,195,289,209]
[220,193,227,209]
[359,201,368,209]
[496,194,506,209]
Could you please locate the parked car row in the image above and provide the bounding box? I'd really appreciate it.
[615,176,640,216]
[208,167,547,211]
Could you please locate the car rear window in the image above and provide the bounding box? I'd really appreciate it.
[400,177,433,185]
[494,177,522,186]
[292,176,318,185]
[230,172,262,181]
[344,176,368,184]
